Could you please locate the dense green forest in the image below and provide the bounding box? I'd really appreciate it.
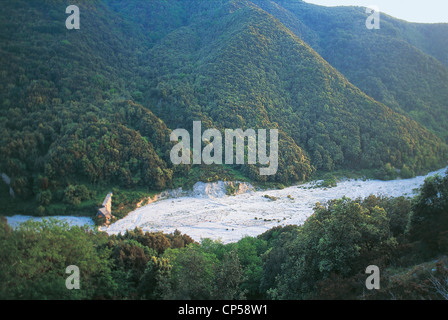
[1,0,447,217]
[1,169,447,300]
[257,0,448,141]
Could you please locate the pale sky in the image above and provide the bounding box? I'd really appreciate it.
[303,0,448,23]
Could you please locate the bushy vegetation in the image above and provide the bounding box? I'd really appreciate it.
[1,0,447,218]
[264,0,448,142]
[0,0,447,299]
[1,170,447,300]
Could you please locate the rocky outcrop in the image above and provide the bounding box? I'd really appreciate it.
[135,181,254,208]
[192,181,254,198]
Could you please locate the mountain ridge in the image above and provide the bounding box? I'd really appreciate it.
[259,0,448,141]
[0,0,447,216]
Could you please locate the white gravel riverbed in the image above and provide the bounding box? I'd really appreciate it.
[6,166,447,243]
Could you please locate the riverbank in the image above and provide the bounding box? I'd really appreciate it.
[6,166,448,243]
[100,166,448,243]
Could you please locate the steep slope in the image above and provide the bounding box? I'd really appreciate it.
[383,16,448,68]
[0,1,175,206]
[137,1,447,176]
[0,0,447,215]
[256,0,448,142]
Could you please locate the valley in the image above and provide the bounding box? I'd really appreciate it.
[1,0,448,301]
[7,166,447,243]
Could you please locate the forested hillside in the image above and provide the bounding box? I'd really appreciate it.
[0,1,183,211]
[1,0,447,216]
[259,0,448,141]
